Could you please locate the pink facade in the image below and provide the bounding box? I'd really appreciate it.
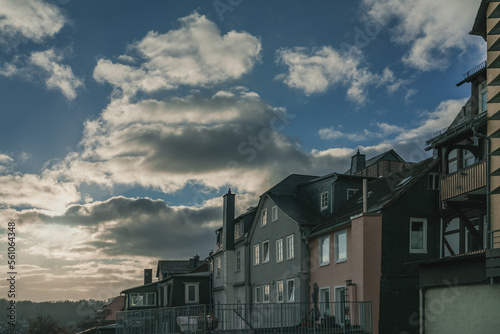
[102,296,125,321]
[309,213,382,334]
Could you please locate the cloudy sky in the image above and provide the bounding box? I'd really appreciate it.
[0,0,484,302]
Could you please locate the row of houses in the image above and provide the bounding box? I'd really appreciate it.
[108,1,500,333]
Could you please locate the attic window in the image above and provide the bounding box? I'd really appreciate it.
[396,176,413,188]
[320,192,328,210]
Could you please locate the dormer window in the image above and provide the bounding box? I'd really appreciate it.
[320,192,328,210]
[479,81,487,113]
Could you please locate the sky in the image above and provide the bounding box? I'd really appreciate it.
[0,0,485,303]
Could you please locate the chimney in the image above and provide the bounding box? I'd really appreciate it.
[223,188,236,251]
[144,269,152,285]
[189,255,200,270]
[362,179,368,214]
[350,150,366,175]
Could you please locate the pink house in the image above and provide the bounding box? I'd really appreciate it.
[309,213,382,333]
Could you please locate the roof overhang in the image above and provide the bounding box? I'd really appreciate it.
[470,0,488,40]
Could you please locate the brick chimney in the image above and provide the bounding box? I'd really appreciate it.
[189,255,200,270]
[144,269,152,285]
[223,189,235,251]
[350,150,366,175]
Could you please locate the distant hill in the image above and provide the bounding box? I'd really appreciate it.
[0,298,106,331]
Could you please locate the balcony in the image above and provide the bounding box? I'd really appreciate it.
[441,160,487,201]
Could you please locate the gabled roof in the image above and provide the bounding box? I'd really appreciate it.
[156,260,191,278]
[310,158,439,236]
[470,0,487,39]
[268,193,324,226]
[262,174,318,197]
[365,149,405,166]
[426,99,487,150]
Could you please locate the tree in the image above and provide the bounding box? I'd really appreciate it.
[26,314,62,334]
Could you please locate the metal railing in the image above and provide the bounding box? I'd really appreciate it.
[116,302,372,334]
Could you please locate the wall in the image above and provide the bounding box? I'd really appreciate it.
[249,196,307,303]
[424,284,500,334]
[308,213,382,334]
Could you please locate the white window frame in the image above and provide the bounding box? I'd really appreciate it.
[319,235,330,266]
[236,250,241,272]
[320,191,328,210]
[253,244,260,265]
[347,189,358,200]
[410,218,428,253]
[276,238,284,263]
[286,234,294,260]
[129,292,156,308]
[335,229,347,263]
[261,208,268,227]
[255,286,261,303]
[263,284,270,303]
[286,278,295,302]
[216,257,221,277]
[277,280,284,303]
[184,282,200,304]
[262,240,270,263]
[272,205,278,222]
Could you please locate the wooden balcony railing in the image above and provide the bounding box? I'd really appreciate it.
[441,160,487,201]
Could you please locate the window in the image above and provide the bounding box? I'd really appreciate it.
[463,149,476,168]
[276,238,283,262]
[216,257,221,277]
[448,149,458,174]
[253,244,260,265]
[272,206,278,222]
[130,292,156,307]
[262,240,270,263]
[234,221,243,240]
[319,287,331,316]
[335,230,347,263]
[255,286,261,303]
[261,208,268,227]
[319,235,330,266]
[236,250,241,272]
[185,283,200,304]
[428,173,439,190]
[286,234,294,260]
[163,285,169,307]
[410,218,427,253]
[347,189,358,200]
[263,284,270,303]
[321,192,328,210]
[287,279,295,302]
[277,281,284,303]
[479,81,487,113]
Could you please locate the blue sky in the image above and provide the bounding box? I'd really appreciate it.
[0,0,484,302]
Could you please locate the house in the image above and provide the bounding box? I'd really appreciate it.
[97,295,124,324]
[121,256,210,311]
[308,158,441,334]
[417,1,500,333]
[211,189,257,312]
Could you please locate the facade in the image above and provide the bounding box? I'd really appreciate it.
[417,2,500,333]
[212,189,256,308]
[122,256,210,311]
[309,158,441,334]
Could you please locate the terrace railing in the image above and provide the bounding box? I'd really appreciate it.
[116,301,372,334]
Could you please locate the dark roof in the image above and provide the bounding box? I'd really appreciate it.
[156,260,191,277]
[426,99,487,149]
[365,149,405,166]
[263,174,318,196]
[310,158,438,236]
[268,193,324,226]
[470,0,487,39]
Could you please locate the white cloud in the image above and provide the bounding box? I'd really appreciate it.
[362,0,484,71]
[276,46,405,104]
[94,12,261,98]
[0,0,66,44]
[0,174,80,212]
[0,48,84,100]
